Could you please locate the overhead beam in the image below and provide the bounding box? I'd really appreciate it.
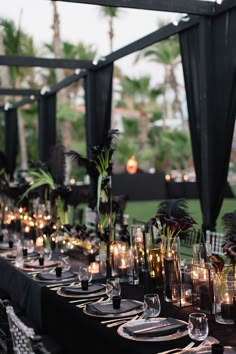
[0,56,95,69]
[56,0,215,15]
[0,88,40,96]
[45,69,87,95]
[4,96,38,111]
[97,15,200,67]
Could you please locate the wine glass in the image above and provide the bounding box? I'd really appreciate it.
[143,293,161,319]
[188,312,209,341]
[106,277,121,301]
[78,265,92,283]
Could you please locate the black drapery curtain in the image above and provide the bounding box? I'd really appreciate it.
[84,63,114,200]
[179,7,236,232]
[85,63,114,160]
[38,93,57,163]
[4,108,18,181]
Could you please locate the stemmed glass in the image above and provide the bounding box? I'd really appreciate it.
[143,293,161,319]
[188,313,209,341]
[106,277,121,301]
[78,265,92,285]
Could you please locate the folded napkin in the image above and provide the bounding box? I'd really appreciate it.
[61,283,105,295]
[86,299,142,315]
[24,259,59,269]
[36,270,76,281]
[123,317,188,337]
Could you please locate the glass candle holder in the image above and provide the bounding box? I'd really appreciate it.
[214,276,236,325]
[192,262,215,314]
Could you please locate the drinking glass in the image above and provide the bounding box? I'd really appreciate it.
[78,265,92,283]
[106,277,121,301]
[143,293,161,319]
[188,312,209,341]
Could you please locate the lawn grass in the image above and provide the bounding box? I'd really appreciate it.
[124,198,236,231]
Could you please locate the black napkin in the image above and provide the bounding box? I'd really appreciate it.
[86,299,142,315]
[36,271,76,281]
[61,283,105,295]
[123,317,188,337]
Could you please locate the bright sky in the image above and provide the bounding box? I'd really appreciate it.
[1,0,175,84]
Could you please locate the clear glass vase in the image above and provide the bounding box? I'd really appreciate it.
[162,235,181,302]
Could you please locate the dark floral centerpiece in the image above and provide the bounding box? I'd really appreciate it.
[150,198,197,254]
[67,129,120,242]
[67,129,120,277]
[149,198,197,302]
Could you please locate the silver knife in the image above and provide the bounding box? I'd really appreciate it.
[133,322,173,334]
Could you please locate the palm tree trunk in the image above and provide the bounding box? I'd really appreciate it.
[0,30,10,87]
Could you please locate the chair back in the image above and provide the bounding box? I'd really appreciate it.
[206,230,225,256]
[6,305,50,354]
[180,228,204,259]
[0,299,13,353]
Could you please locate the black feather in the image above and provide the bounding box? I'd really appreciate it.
[66,150,97,177]
[156,198,190,219]
[46,144,66,186]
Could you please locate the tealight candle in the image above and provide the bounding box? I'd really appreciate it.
[89,262,99,274]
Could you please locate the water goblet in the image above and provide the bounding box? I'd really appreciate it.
[188,312,209,341]
[143,293,161,319]
[78,265,92,290]
[106,277,121,301]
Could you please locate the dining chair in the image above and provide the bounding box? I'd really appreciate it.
[180,228,204,259]
[0,298,13,354]
[205,230,225,256]
[6,305,51,354]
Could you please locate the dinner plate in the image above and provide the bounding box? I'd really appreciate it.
[19,259,61,272]
[57,285,107,298]
[0,243,15,250]
[117,317,188,342]
[83,299,143,318]
[32,271,78,283]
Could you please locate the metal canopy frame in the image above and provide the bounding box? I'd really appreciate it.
[0,0,235,109]
[55,0,236,15]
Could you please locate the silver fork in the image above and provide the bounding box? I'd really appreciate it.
[106,312,144,328]
[157,341,195,354]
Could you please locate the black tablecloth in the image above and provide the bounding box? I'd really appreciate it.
[42,281,236,354]
[1,254,236,354]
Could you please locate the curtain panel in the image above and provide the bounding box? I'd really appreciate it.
[179,7,236,231]
[38,93,57,163]
[4,108,18,181]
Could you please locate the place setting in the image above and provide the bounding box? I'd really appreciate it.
[117,293,189,343]
[82,276,143,318]
[57,264,107,299]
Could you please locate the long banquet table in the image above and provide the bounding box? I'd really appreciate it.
[1,253,236,354]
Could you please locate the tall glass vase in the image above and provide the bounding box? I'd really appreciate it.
[162,235,181,302]
[97,175,113,279]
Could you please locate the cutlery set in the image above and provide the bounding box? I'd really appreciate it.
[101,313,145,328]
[157,336,219,354]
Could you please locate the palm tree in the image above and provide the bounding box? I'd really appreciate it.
[0,17,37,172]
[120,75,163,149]
[135,21,184,130]
[99,6,122,52]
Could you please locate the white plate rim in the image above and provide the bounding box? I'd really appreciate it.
[117,317,188,342]
[32,272,78,283]
[83,299,143,318]
[57,284,107,298]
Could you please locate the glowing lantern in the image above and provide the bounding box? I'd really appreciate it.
[126,156,138,174]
